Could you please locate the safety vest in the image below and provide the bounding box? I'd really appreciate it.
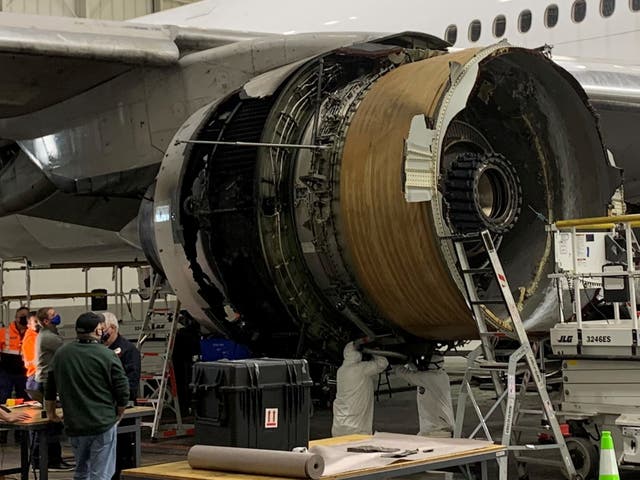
[21,328,37,377]
[0,322,23,355]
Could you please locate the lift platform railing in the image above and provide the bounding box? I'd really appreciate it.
[550,213,640,331]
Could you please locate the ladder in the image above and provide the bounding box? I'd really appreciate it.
[451,230,577,480]
[136,273,193,440]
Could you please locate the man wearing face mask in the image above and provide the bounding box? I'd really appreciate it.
[101,312,140,404]
[101,312,141,479]
[34,307,74,471]
[35,307,64,389]
[46,312,129,480]
[0,306,30,405]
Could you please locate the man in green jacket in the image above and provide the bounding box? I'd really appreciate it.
[45,312,129,480]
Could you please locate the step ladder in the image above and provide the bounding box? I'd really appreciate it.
[136,273,193,440]
[451,231,577,480]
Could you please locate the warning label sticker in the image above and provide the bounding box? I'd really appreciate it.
[265,408,278,429]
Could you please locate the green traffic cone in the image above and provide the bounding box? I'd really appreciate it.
[599,431,620,480]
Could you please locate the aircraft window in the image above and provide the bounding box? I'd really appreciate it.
[493,15,507,37]
[633,0,640,11]
[518,10,532,32]
[601,0,615,16]
[469,20,482,42]
[445,25,458,45]
[545,5,559,27]
[572,0,587,22]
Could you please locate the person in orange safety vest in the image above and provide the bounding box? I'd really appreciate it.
[0,306,29,403]
[21,311,39,393]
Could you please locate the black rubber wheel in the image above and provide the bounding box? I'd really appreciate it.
[563,437,598,480]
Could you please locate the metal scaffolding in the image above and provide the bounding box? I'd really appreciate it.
[0,259,149,325]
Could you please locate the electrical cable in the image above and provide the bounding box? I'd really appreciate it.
[587,422,601,442]
[581,288,610,321]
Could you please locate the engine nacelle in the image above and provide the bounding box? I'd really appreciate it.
[151,36,620,360]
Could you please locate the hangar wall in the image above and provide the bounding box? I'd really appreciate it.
[0,0,197,20]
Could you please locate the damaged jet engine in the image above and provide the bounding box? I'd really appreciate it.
[146,36,619,361]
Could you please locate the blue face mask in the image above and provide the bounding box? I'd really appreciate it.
[50,314,61,326]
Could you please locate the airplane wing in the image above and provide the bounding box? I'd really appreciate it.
[555,57,640,203]
[556,59,640,106]
[0,12,263,118]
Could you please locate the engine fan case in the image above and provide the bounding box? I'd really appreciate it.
[336,45,617,339]
[340,49,478,339]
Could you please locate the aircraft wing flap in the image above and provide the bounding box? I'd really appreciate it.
[0,13,265,65]
[0,12,181,65]
[0,13,263,118]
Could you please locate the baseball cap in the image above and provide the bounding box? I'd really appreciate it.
[75,312,105,334]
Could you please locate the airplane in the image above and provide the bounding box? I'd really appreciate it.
[0,0,632,361]
[139,0,640,201]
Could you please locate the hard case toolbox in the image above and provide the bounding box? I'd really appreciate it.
[191,358,313,450]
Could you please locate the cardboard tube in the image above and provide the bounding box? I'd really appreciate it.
[187,445,325,479]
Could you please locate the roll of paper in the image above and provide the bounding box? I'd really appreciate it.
[187,445,325,479]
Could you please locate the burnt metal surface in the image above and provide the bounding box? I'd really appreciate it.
[339,49,479,340]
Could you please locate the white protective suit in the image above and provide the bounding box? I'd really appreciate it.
[331,342,389,437]
[395,358,455,437]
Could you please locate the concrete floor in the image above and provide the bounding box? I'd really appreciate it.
[0,384,634,479]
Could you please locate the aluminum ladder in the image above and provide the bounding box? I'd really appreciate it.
[451,230,578,480]
[136,274,192,440]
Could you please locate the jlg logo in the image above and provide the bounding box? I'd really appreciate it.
[557,335,574,343]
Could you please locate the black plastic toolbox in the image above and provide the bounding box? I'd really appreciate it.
[191,358,313,450]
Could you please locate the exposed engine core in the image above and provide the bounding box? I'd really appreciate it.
[150,36,619,361]
[444,152,522,234]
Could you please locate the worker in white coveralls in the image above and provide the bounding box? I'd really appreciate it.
[394,353,455,437]
[331,341,389,437]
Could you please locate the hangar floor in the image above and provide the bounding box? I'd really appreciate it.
[0,384,633,479]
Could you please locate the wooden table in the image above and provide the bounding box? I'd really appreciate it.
[0,405,154,480]
[121,435,506,480]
